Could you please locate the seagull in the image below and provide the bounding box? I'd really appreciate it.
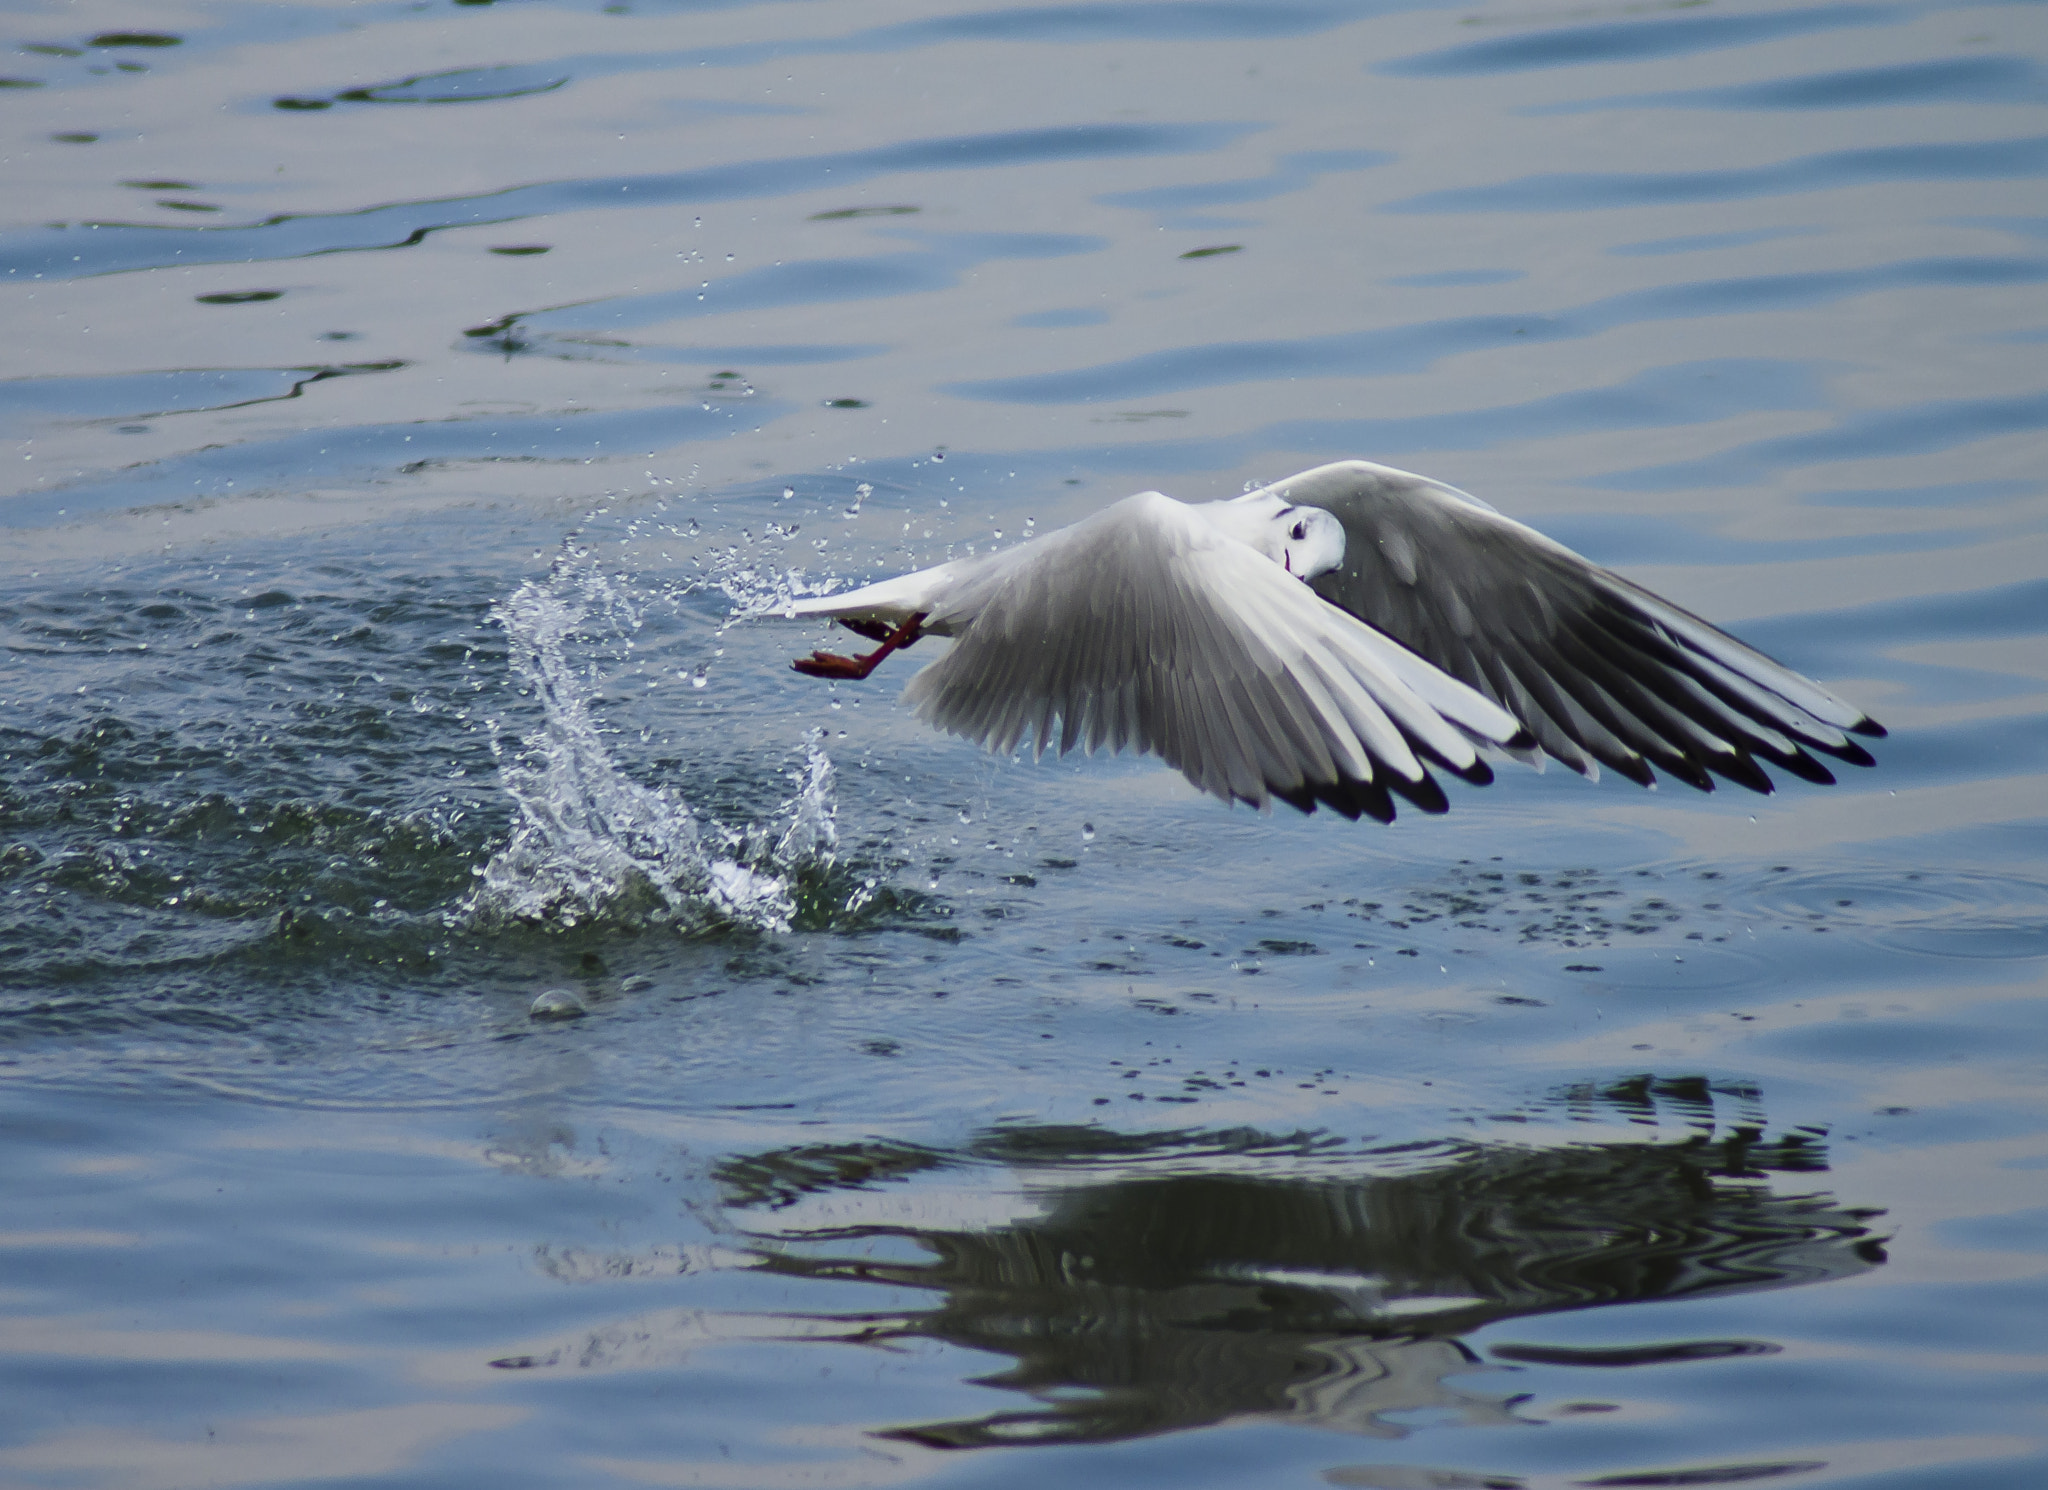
[782,460,1883,822]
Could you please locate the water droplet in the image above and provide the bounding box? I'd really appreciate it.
[957,809,971,824]
[529,989,586,1021]
[691,666,708,689]
[1081,823,1096,842]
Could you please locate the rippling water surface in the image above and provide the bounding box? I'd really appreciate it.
[4,1,2046,1486]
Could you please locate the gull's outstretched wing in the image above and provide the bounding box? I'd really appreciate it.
[902,491,1532,821]
[1250,461,1885,792]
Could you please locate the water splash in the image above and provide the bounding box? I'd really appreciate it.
[771,731,839,868]
[707,523,846,629]
[466,554,835,935]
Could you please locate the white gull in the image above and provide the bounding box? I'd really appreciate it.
[781,460,1882,822]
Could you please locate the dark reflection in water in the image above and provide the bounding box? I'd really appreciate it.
[710,1080,1884,1449]
[275,62,572,112]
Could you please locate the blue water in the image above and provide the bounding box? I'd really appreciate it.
[4,1,2046,1487]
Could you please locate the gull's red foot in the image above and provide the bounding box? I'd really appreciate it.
[792,650,872,679]
[789,613,927,681]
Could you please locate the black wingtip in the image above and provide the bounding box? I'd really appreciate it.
[1851,716,1887,739]
[1654,753,1717,793]
[1808,736,1878,768]
[1416,740,1496,787]
[1706,749,1774,796]
[1384,768,1449,816]
[1308,776,1397,824]
[1610,752,1658,790]
[1271,783,1319,816]
[1752,742,1837,787]
[1271,780,1398,824]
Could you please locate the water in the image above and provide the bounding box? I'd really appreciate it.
[4,1,2045,1486]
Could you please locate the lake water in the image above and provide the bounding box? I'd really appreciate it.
[4,1,2046,1486]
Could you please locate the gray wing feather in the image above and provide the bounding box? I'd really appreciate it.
[1259,461,1886,793]
[903,492,1527,820]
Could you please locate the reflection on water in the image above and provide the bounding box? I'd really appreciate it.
[699,1080,1880,1450]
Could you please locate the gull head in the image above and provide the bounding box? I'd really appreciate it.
[1208,491,1347,580]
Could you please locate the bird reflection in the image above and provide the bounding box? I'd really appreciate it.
[710,1077,1884,1449]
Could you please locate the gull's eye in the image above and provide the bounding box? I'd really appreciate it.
[1290,521,1308,541]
